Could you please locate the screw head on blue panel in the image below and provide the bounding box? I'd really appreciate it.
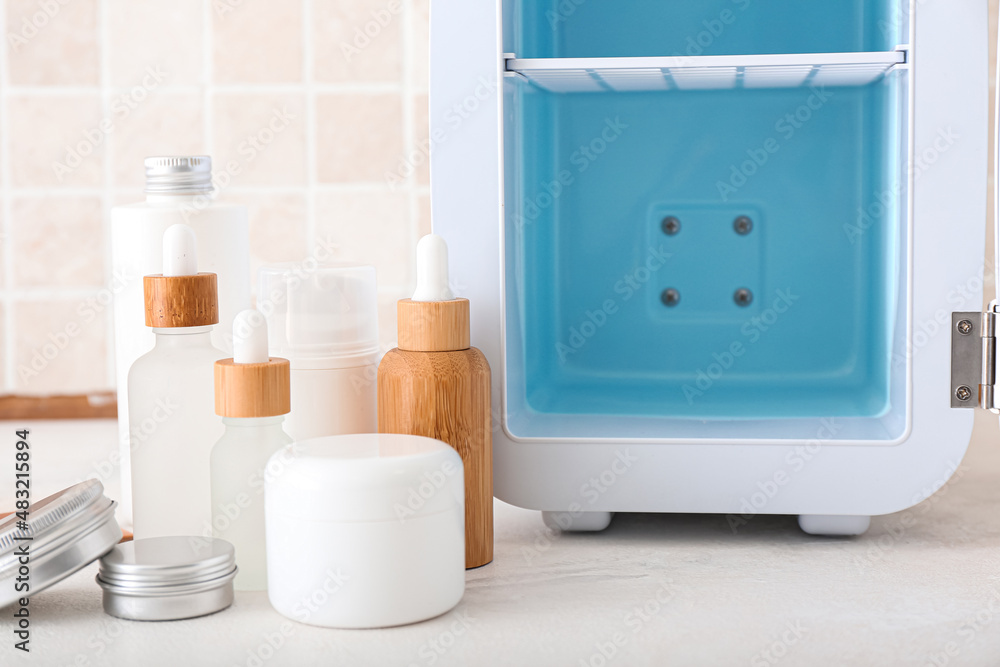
[661,216,681,236]
[661,289,681,307]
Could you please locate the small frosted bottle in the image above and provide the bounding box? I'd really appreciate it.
[128,224,226,540]
[212,310,292,591]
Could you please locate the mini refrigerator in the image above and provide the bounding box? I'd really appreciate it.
[430,0,990,535]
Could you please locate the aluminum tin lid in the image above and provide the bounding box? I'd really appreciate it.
[98,537,236,589]
[96,537,237,622]
[0,480,121,608]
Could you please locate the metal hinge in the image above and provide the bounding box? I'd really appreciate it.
[952,308,997,410]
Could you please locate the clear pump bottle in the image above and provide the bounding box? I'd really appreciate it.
[128,224,226,540]
[211,310,292,591]
[258,264,379,442]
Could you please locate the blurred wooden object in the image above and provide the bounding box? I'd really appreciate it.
[0,393,118,420]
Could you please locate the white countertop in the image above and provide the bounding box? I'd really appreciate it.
[3,415,1000,666]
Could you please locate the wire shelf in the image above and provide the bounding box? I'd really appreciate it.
[506,51,906,93]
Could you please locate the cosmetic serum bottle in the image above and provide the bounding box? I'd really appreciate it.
[112,156,250,527]
[211,310,292,591]
[128,224,226,540]
[378,234,494,569]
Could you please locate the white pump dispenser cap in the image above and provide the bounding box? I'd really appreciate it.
[233,310,269,364]
[162,224,198,277]
[257,264,379,368]
[411,234,454,302]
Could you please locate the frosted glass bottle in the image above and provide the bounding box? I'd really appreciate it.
[128,224,226,540]
[211,309,292,591]
[112,156,250,528]
[129,327,225,539]
[210,417,292,590]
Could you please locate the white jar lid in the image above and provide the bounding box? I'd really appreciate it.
[266,434,464,524]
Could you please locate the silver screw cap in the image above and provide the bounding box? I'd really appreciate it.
[144,156,213,194]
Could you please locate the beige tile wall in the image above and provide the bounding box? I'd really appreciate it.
[0,0,430,395]
[1,1,997,396]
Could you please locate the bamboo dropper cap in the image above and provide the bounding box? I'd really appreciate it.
[143,224,219,328]
[397,234,470,352]
[215,310,291,418]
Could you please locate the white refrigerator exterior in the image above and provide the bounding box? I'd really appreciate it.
[430,0,988,532]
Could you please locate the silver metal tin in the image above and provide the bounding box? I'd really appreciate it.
[0,480,121,608]
[144,156,213,194]
[97,537,237,621]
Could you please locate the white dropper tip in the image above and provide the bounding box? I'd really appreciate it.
[162,224,198,277]
[411,234,455,302]
[233,309,269,364]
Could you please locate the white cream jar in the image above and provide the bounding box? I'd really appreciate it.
[265,433,465,628]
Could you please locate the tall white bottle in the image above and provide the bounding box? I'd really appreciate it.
[211,310,292,591]
[112,156,250,527]
[258,264,379,442]
[128,225,226,540]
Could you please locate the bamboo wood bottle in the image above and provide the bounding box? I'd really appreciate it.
[377,234,493,569]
